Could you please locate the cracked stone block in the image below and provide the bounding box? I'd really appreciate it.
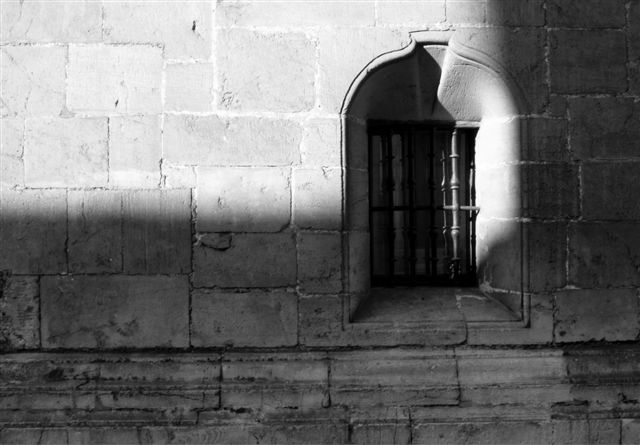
[547,0,626,28]
[109,115,161,188]
[24,117,108,187]
[41,275,189,349]
[216,29,315,112]
[0,188,66,274]
[0,275,39,350]
[103,2,211,59]
[582,163,640,220]
[191,290,297,347]
[1,46,66,117]
[68,190,122,274]
[0,0,102,43]
[67,45,162,113]
[165,63,213,112]
[297,232,342,294]
[293,167,342,230]
[193,233,296,288]
[0,117,23,187]
[196,167,290,232]
[122,189,191,274]
[554,289,639,342]
[164,114,301,166]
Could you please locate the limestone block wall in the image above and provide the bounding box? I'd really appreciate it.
[1,0,640,351]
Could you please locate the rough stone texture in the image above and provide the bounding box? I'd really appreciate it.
[568,222,640,288]
[582,162,640,220]
[524,163,578,219]
[446,0,486,23]
[486,0,545,26]
[103,2,211,59]
[554,289,640,342]
[165,63,213,112]
[193,233,296,288]
[122,189,192,274]
[0,45,66,117]
[0,275,39,350]
[216,29,316,112]
[549,30,627,94]
[569,97,640,160]
[0,117,23,187]
[526,222,567,292]
[41,275,189,349]
[0,0,101,43]
[630,1,640,95]
[68,190,122,274]
[413,421,552,445]
[196,167,290,232]
[67,45,162,113]
[547,0,627,28]
[0,189,66,274]
[162,164,197,189]
[377,0,445,26]
[24,117,108,187]
[524,118,569,162]
[293,167,342,230]
[191,290,298,347]
[476,219,521,292]
[622,419,640,444]
[164,114,301,166]
[300,118,341,167]
[108,115,161,188]
[299,294,344,345]
[297,232,342,294]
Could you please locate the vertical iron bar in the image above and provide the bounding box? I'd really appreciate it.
[428,128,437,277]
[449,129,461,280]
[407,129,416,283]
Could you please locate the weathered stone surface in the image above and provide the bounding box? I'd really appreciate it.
[486,0,545,26]
[67,45,162,113]
[164,114,301,166]
[526,222,567,292]
[0,275,39,350]
[524,163,578,219]
[0,117,23,187]
[41,275,189,349]
[103,2,211,59]
[622,419,640,444]
[0,0,101,43]
[299,294,344,346]
[351,421,411,445]
[216,29,315,112]
[109,115,161,188]
[547,0,626,28]
[0,428,68,445]
[297,232,342,294]
[568,222,640,288]
[68,190,122,273]
[476,219,521,291]
[192,290,298,347]
[476,164,520,219]
[24,117,108,187]
[550,30,627,94]
[0,188,66,274]
[582,163,640,220]
[346,168,369,230]
[293,167,342,230]
[194,233,296,288]
[524,117,569,162]
[345,119,368,170]
[552,420,589,444]
[122,189,192,274]
[554,289,639,342]
[413,421,552,445]
[1,45,66,117]
[569,97,640,160]
[165,63,213,112]
[196,167,290,232]
[446,0,486,23]
[300,118,341,167]
[162,164,197,188]
[377,0,445,26]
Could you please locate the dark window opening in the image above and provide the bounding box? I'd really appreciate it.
[369,123,479,287]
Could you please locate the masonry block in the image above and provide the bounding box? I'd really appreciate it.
[164,114,301,166]
[547,0,626,28]
[0,189,66,274]
[476,164,520,219]
[197,167,290,232]
[526,222,567,292]
[103,2,211,59]
[299,295,344,346]
[194,232,296,288]
[122,189,191,274]
[24,117,108,187]
[68,190,122,273]
[524,118,569,162]
[622,419,640,444]
[346,168,369,230]
[0,0,101,43]
[569,222,640,288]
[67,45,162,113]
[0,117,23,187]
[524,163,578,219]
[351,420,411,445]
[550,30,627,94]
[41,275,189,349]
[446,0,486,23]
[554,289,639,342]
[0,275,39,350]
[486,0,545,26]
[1,46,66,117]
[0,429,68,445]
[582,163,640,220]
[569,97,640,160]
[109,115,161,188]
[377,0,445,26]
[476,219,521,292]
[192,290,297,347]
[162,164,196,189]
[300,118,341,167]
[345,119,368,170]
[165,63,213,112]
[293,167,341,230]
[297,232,342,294]
[413,421,552,445]
[216,29,315,112]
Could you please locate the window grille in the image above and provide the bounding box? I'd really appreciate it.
[368,124,479,286]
